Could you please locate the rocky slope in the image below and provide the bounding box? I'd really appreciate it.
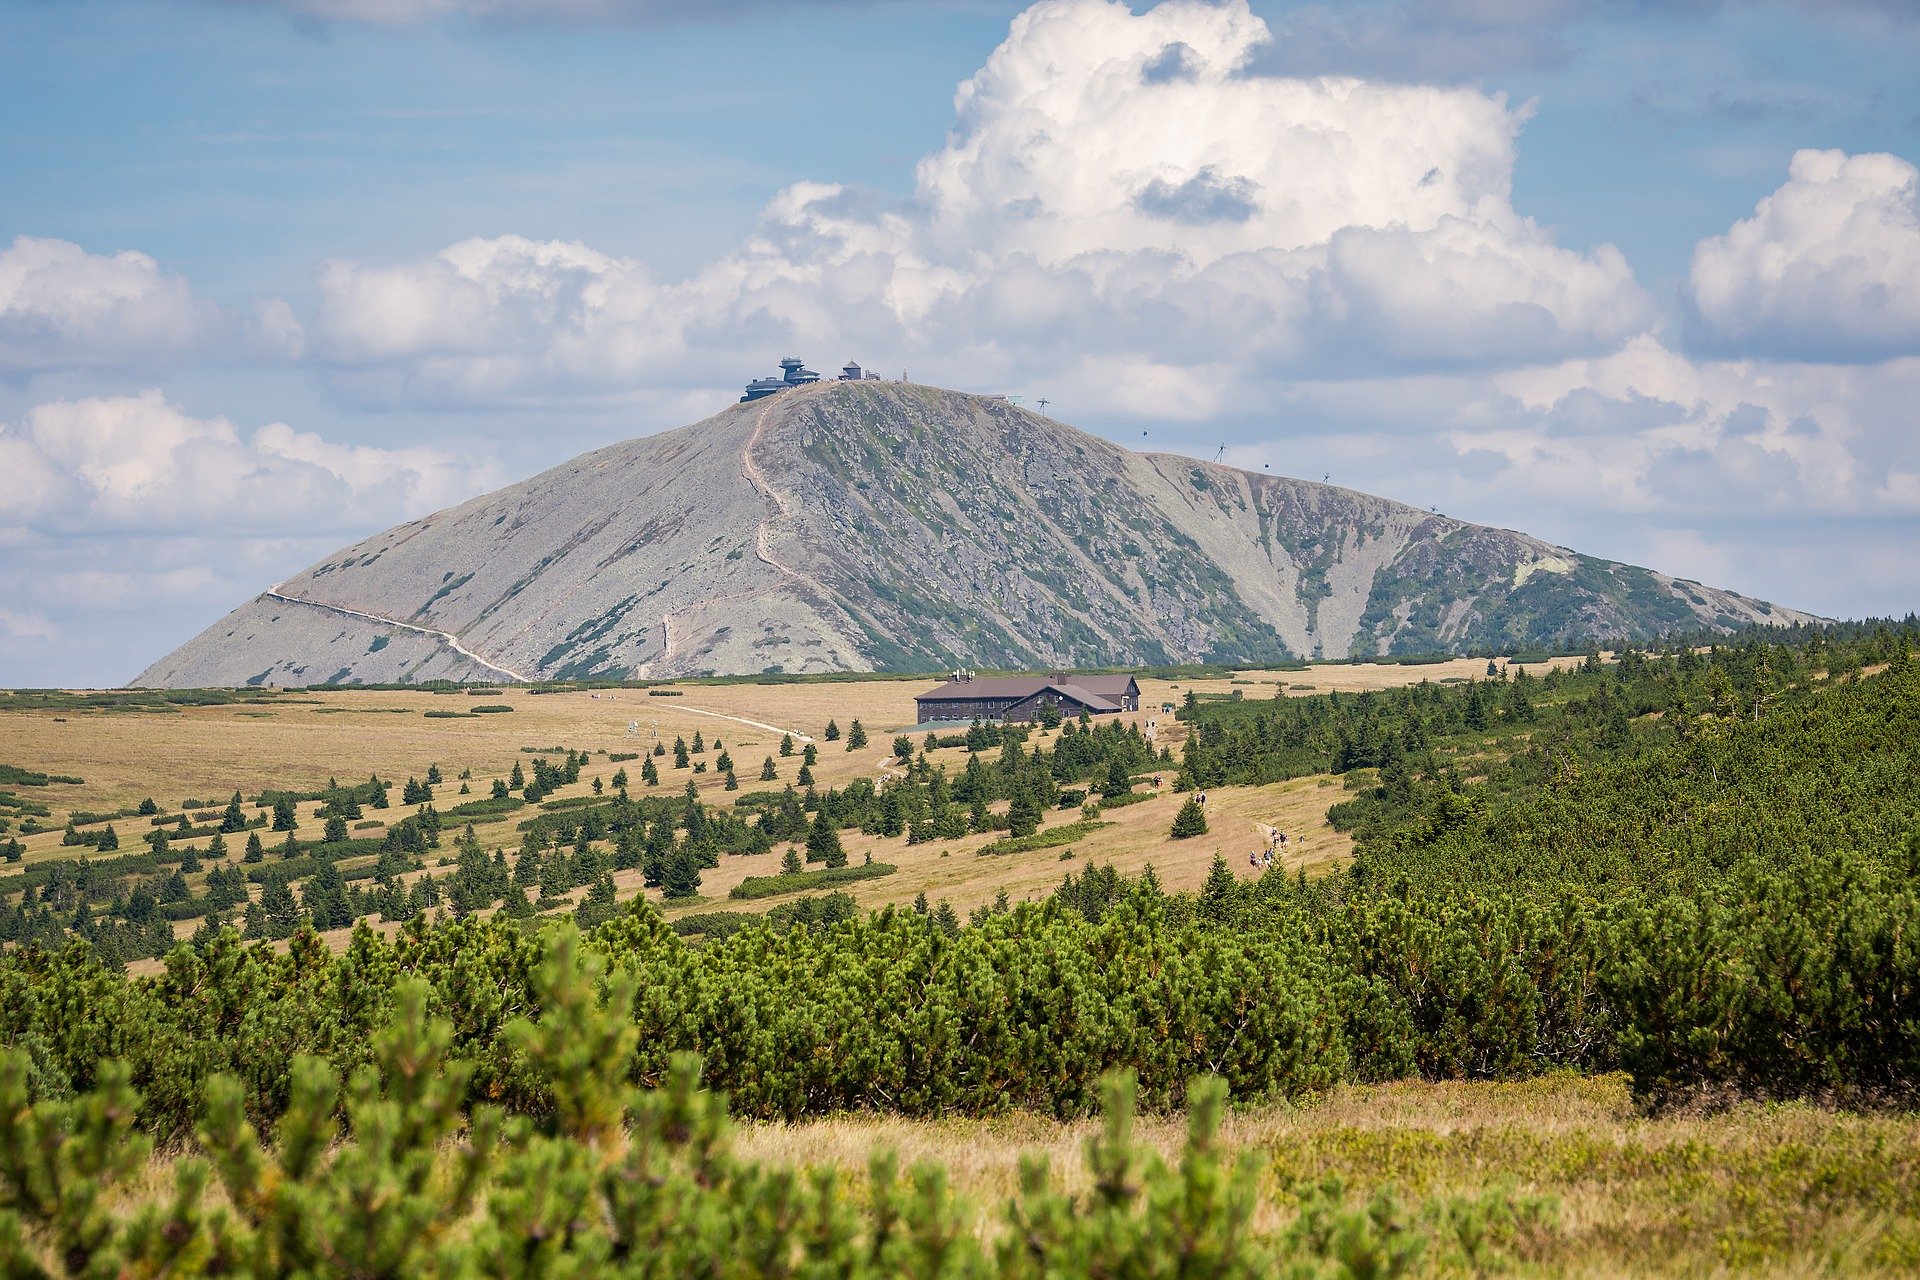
[135,382,1815,686]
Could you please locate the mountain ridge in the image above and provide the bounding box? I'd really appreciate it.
[133,381,1816,687]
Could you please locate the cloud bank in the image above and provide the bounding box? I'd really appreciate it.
[311,0,1652,407]
[0,390,498,535]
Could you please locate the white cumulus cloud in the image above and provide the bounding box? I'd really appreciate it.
[0,235,303,373]
[0,236,218,373]
[0,390,501,535]
[311,0,1653,408]
[1687,149,1920,362]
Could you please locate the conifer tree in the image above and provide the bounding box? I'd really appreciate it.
[1008,788,1041,838]
[1170,797,1209,838]
[847,720,867,750]
[780,733,794,757]
[1198,854,1239,924]
[244,831,264,862]
[760,755,778,781]
[781,845,803,875]
[807,811,846,867]
[641,755,660,786]
[304,860,354,929]
[824,719,841,741]
[663,848,702,899]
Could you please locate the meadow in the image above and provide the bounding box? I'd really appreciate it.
[0,655,1557,952]
[4,630,1917,1277]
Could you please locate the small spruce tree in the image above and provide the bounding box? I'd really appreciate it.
[1199,854,1239,924]
[1007,789,1041,839]
[663,847,702,899]
[806,811,846,867]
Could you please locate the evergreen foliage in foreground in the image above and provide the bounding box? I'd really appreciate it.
[0,926,1553,1279]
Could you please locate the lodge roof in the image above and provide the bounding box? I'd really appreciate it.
[915,673,1139,712]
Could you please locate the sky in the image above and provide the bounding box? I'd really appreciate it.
[2,0,1918,686]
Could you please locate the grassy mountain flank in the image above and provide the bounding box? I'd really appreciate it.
[134,381,1812,687]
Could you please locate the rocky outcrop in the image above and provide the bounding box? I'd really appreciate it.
[134,381,1817,687]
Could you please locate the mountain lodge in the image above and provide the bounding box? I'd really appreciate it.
[915,673,1141,724]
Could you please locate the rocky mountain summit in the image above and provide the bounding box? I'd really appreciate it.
[135,381,1814,687]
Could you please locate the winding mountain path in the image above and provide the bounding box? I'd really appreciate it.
[740,390,836,605]
[642,389,838,679]
[263,589,531,683]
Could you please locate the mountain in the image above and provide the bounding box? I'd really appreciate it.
[134,381,1815,687]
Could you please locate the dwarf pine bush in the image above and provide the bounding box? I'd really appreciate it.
[0,924,1551,1278]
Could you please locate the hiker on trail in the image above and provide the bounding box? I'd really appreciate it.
[1248,850,1260,869]
[1262,848,1273,870]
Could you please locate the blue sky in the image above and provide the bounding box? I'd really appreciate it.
[3,0,1918,685]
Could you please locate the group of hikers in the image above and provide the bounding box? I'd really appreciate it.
[1247,827,1290,871]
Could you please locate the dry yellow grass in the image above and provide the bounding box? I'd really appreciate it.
[734,1073,1920,1278]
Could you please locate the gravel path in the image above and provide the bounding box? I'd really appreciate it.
[263,589,530,683]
